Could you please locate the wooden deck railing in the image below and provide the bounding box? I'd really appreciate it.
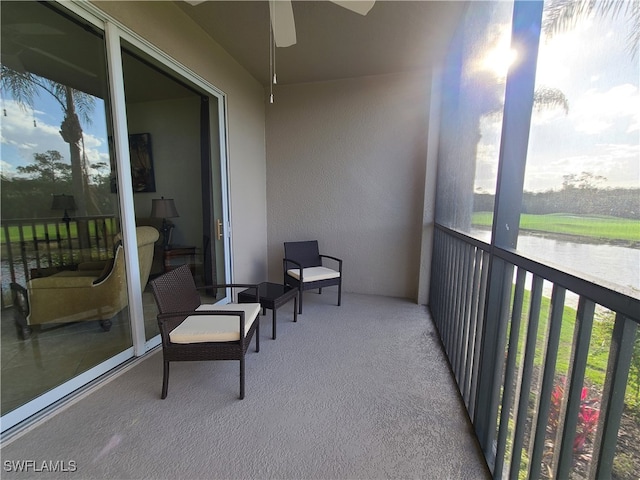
[0,216,119,307]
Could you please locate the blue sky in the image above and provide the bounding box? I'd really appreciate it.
[473,10,639,193]
[0,84,110,179]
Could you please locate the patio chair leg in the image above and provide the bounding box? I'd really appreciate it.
[161,360,170,399]
[338,283,342,306]
[272,308,277,340]
[256,322,260,352]
[299,289,303,314]
[239,357,245,400]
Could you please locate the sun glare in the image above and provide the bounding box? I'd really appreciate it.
[484,47,517,77]
[480,28,517,78]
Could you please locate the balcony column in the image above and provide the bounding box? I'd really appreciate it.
[473,0,544,465]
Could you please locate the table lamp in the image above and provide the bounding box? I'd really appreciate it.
[151,197,179,250]
[51,194,76,227]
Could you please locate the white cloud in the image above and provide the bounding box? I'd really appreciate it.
[531,107,568,126]
[525,143,640,191]
[0,99,110,174]
[0,159,17,178]
[525,11,639,192]
[1,100,68,167]
[571,84,639,135]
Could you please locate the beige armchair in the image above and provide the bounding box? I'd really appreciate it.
[11,226,159,338]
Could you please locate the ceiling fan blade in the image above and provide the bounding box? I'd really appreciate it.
[330,0,375,16]
[269,0,297,48]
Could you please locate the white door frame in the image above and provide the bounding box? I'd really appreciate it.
[1,1,234,434]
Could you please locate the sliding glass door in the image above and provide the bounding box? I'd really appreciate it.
[0,1,231,433]
[119,43,229,341]
[0,0,133,428]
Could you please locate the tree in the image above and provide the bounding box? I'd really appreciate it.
[448,1,636,232]
[16,150,71,184]
[440,3,571,232]
[0,65,97,217]
[1,65,102,247]
[543,0,639,59]
[1,150,74,219]
[533,87,569,114]
[562,171,608,190]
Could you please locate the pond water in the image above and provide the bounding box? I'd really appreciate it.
[472,229,639,299]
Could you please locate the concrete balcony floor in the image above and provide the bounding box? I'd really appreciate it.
[1,292,490,479]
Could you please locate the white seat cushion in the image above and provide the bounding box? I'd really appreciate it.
[169,303,260,344]
[287,266,340,282]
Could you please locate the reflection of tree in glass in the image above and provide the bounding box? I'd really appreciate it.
[1,150,73,219]
[16,150,71,184]
[0,65,98,215]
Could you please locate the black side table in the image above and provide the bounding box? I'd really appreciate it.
[238,282,298,340]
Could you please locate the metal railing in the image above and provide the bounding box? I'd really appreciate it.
[1,216,119,307]
[430,224,640,479]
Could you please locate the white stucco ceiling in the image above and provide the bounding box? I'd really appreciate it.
[174,1,468,86]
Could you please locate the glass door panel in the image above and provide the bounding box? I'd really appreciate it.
[119,42,228,341]
[208,95,229,301]
[0,2,132,423]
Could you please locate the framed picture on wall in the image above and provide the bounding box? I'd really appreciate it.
[110,133,156,193]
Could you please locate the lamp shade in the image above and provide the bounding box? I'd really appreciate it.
[51,194,76,211]
[150,197,179,219]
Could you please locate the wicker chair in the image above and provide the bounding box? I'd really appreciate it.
[11,226,158,338]
[149,265,260,399]
[283,240,343,314]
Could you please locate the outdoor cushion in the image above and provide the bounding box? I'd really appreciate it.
[169,303,260,344]
[287,266,340,282]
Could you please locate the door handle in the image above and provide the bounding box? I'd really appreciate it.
[216,219,223,240]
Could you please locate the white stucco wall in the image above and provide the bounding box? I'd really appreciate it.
[93,1,268,283]
[266,72,432,300]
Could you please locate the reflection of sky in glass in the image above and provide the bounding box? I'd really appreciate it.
[474,11,639,193]
[0,82,109,179]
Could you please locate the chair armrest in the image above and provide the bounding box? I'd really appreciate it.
[283,258,303,270]
[77,261,108,271]
[157,311,190,339]
[28,275,98,289]
[196,284,260,302]
[283,258,304,282]
[319,254,343,272]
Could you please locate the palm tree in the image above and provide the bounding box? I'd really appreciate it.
[439,5,571,233]
[0,65,97,218]
[543,0,639,58]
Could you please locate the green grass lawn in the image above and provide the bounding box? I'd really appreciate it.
[516,288,618,397]
[0,223,76,243]
[0,222,117,244]
[473,212,640,243]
